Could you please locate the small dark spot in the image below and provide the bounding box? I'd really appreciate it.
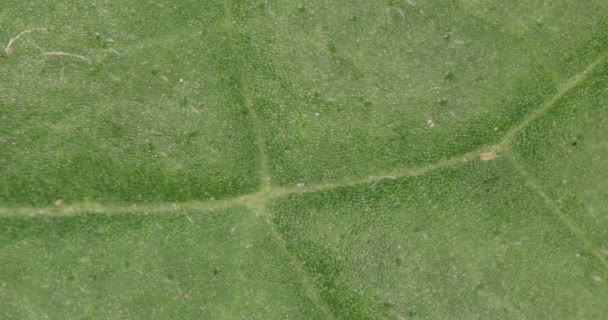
[93,33,108,49]
[279,79,291,89]
[349,15,358,21]
[90,62,104,75]
[296,4,305,13]
[570,141,578,147]
[312,91,321,100]
[145,142,155,152]
[408,310,417,317]
[179,97,189,108]
[186,131,201,142]
[444,71,456,81]
[363,101,373,108]
[443,31,451,42]
[395,258,402,267]
[151,69,159,76]
[213,268,219,276]
[476,282,486,290]
[67,274,75,281]
[124,260,130,268]
[328,43,337,54]
[439,97,448,107]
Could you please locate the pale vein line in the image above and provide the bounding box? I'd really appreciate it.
[506,154,608,270]
[259,202,338,320]
[250,51,608,308]
[1,27,605,320]
[222,2,335,318]
[0,147,479,217]
[498,52,608,149]
[0,197,245,217]
[2,30,606,219]
[2,10,605,320]
[222,0,271,191]
[276,146,486,196]
[239,70,271,191]
[261,51,608,197]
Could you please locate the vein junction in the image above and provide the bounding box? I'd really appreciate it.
[2,44,606,218]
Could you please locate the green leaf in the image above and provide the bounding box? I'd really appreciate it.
[1,1,607,319]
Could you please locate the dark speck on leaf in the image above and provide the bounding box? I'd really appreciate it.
[328,43,337,54]
[444,71,456,81]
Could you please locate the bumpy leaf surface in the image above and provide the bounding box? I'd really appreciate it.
[1,1,607,319]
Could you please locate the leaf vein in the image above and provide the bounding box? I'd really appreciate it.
[506,154,608,271]
[499,53,608,149]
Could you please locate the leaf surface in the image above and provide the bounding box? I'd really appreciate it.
[1,1,607,319]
